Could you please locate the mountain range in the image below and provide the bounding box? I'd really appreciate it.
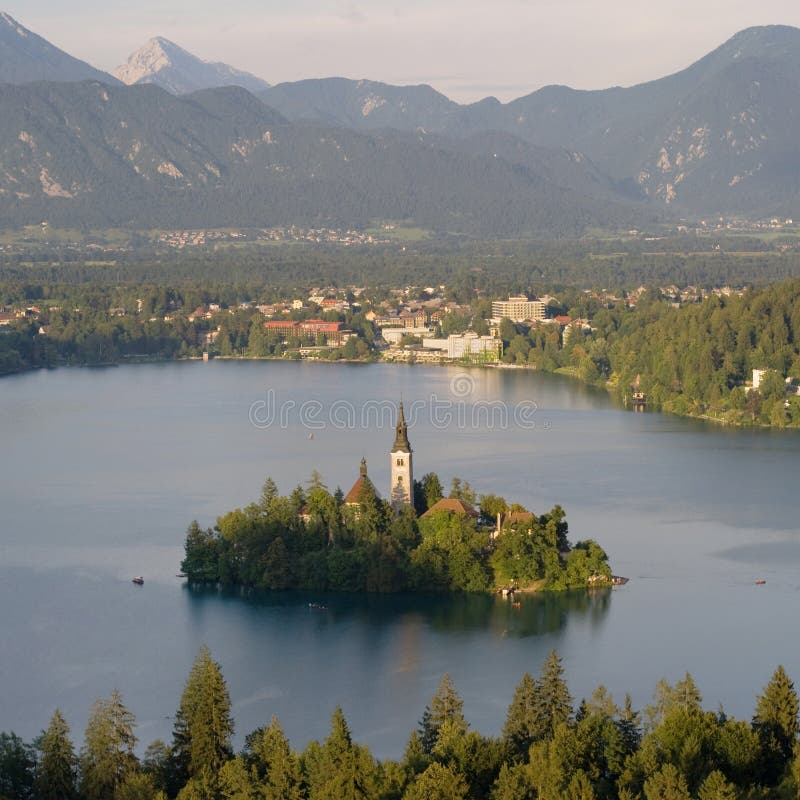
[1,12,800,234]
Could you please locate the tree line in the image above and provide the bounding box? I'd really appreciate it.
[497,280,800,427]
[181,473,611,593]
[3,647,800,799]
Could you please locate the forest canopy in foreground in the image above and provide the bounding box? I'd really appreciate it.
[2,647,799,800]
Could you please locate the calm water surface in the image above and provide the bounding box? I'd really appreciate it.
[1,361,799,757]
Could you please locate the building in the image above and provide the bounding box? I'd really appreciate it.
[420,332,501,361]
[421,497,479,519]
[390,402,413,509]
[263,319,352,345]
[344,457,378,506]
[752,368,769,391]
[446,332,502,360]
[491,296,546,323]
[382,327,432,346]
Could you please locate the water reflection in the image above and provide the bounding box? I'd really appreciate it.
[183,584,612,639]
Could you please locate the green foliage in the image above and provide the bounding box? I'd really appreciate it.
[419,674,467,755]
[753,665,799,782]
[3,657,800,800]
[302,708,378,800]
[80,690,138,800]
[244,717,303,800]
[36,709,77,800]
[182,476,609,595]
[401,761,469,800]
[172,647,234,787]
[0,732,35,800]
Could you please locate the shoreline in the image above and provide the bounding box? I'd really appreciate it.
[3,352,790,429]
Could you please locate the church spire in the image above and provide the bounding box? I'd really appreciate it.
[392,401,412,453]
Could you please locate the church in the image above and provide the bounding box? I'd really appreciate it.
[345,402,413,512]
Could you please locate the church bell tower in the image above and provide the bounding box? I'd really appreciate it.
[390,401,413,510]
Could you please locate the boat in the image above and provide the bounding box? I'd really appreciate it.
[755,579,766,585]
[132,576,144,585]
[611,575,629,586]
[308,602,326,610]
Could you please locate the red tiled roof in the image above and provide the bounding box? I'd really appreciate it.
[421,498,479,518]
[344,475,381,504]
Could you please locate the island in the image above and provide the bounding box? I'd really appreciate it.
[181,403,612,593]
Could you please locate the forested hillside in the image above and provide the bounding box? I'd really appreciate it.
[505,280,800,426]
[0,81,640,236]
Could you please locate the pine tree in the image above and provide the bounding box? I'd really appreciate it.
[672,673,702,712]
[245,716,302,800]
[36,709,77,800]
[400,730,429,784]
[305,707,375,800]
[402,761,469,800]
[753,664,799,782]
[113,771,158,800]
[615,694,642,757]
[539,651,573,740]
[419,674,467,754]
[696,770,738,800]
[503,672,544,758]
[0,732,36,800]
[642,763,691,800]
[80,689,138,800]
[172,646,234,786]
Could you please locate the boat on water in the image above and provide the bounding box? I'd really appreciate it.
[755,579,766,585]
[132,576,144,585]
[308,602,326,610]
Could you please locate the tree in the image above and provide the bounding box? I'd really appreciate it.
[172,647,234,786]
[696,770,738,800]
[304,708,376,800]
[642,763,691,800]
[503,673,544,758]
[113,772,158,800]
[539,651,573,740]
[181,522,219,582]
[0,732,35,800]
[80,690,138,800]
[402,761,469,800]
[36,709,77,800]
[753,664,799,781]
[244,716,302,800]
[423,473,444,506]
[419,675,467,754]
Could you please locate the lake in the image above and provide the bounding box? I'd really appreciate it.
[1,360,799,758]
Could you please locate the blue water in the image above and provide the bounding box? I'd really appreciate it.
[1,361,799,757]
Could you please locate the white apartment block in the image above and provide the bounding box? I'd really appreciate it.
[491,295,546,322]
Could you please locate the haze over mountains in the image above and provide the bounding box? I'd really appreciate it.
[0,12,799,235]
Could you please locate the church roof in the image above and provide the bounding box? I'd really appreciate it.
[391,401,412,453]
[421,497,479,519]
[344,458,381,504]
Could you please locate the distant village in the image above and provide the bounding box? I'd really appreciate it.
[0,281,752,367]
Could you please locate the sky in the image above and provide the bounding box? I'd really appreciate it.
[8,0,800,102]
